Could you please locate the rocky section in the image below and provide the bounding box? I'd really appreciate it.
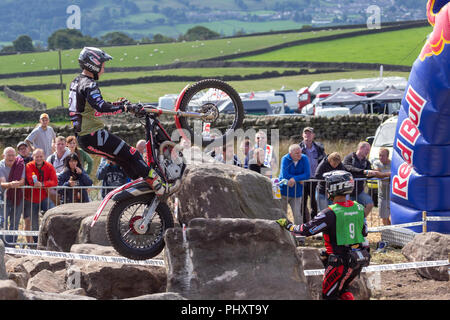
[402,232,449,281]
[165,218,311,300]
[173,162,286,225]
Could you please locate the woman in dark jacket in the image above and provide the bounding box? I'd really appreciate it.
[314,152,347,211]
[57,153,93,203]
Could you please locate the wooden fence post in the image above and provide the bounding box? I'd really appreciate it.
[422,211,427,233]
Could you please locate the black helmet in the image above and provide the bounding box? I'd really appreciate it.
[78,47,112,79]
[324,170,354,198]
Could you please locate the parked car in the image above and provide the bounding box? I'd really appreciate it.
[366,116,398,205]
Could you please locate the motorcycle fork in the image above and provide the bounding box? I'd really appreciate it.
[137,197,160,232]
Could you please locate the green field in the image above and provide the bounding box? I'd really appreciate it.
[0,92,28,111]
[0,28,364,75]
[236,26,432,66]
[6,70,409,111]
[0,67,301,87]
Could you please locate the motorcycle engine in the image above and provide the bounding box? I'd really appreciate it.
[164,160,183,181]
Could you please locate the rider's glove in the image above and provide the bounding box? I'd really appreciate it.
[276,218,294,232]
[113,97,130,106]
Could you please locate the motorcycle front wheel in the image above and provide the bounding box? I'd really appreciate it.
[106,194,174,260]
[177,78,244,148]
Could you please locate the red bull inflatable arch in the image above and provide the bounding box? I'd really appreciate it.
[391,0,450,233]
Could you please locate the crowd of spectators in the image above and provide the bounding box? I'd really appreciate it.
[0,114,392,247]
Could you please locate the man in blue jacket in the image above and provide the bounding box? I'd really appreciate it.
[278,144,310,225]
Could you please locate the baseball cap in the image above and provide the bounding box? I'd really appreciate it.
[40,113,49,120]
[17,141,28,149]
[303,127,314,133]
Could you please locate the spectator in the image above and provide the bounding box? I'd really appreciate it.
[314,152,347,211]
[66,136,93,175]
[0,147,25,246]
[24,148,58,243]
[373,148,392,225]
[16,141,33,165]
[278,144,310,225]
[239,137,253,169]
[299,127,326,222]
[249,147,270,175]
[58,153,93,203]
[24,113,56,159]
[96,158,129,198]
[343,141,381,217]
[136,139,148,163]
[216,144,241,167]
[250,130,278,177]
[47,136,71,174]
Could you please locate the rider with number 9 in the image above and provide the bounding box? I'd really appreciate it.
[68,47,172,196]
[276,170,370,300]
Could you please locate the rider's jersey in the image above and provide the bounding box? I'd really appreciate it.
[68,74,124,136]
[291,200,367,255]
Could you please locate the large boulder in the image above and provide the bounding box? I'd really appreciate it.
[402,232,449,281]
[173,162,286,225]
[76,215,110,247]
[68,243,166,300]
[165,218,311,300]
[26,269,66,293]
[38,201,113,251]
[66,260,167,300]
[297,247,371,300]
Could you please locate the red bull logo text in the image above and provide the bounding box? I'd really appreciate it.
[405,85,426,127]
[419,1,450,61]
[396,139,414,165]
[392,162,413,200]
[399,117,420,146]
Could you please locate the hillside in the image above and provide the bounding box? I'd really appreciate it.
[236,26,432,66]
[0,0,426,46]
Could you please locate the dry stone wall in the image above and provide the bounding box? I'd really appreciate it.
[3,86,47,111]
[0,114,392,147]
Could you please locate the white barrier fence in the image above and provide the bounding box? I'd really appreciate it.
[0,185,117,247]
[4,247,448,277]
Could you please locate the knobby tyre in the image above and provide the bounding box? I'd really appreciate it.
[177,79,244,147]
[106,194,174,260]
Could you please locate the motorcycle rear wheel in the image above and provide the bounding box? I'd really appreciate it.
[106,194,174,260]
[177,78,244,147]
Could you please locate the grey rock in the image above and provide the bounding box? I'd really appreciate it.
[402,232,449,281]
[38,201,113,252]
[0,280,20,300]
[26,269,66,293]
[165,218,311,300]
[173,162,286,225]
[68,260,167,299]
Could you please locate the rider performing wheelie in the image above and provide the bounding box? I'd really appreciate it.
[276,170,371,300]
[68,47,172,196]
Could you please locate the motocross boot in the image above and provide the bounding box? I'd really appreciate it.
[145,168,174,196]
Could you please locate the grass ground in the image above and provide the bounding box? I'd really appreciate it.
[4,70,409,110]
[236,26,432,66]
[0,67,301,87]
[0,28,363,75]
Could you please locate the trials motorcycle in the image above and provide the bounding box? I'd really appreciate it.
[90,79,244,260]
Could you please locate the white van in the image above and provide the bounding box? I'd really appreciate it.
[366,116,398,202]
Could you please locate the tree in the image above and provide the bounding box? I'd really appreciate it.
[13,35,34,52]
[153,33,174,43]
[101,32,136,46]
[183,26,220,41]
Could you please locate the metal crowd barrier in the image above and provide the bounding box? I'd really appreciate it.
[0,185,117,248]
[275,177,390,229]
